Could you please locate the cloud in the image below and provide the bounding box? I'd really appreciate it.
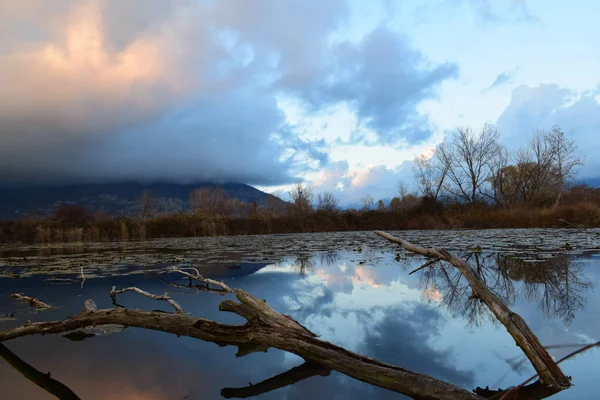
[484,70,515,92]
[465,0,536,23]
[280,27,458,144]
[0,0,458,187]
[496,83,600,178]
[311,160,415,206]
[0,0,345,185]
[359,305,475,388]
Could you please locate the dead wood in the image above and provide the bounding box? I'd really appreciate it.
[109,286,184,314]
[0,287,481,400]
[475,381,560,400]
[375,230,571,393]
[221,362,331,398]
[10,294,52,309]
[157,267,233,293]
[0,343,81,400]
[409,257,442,275]
[157,275,229,295]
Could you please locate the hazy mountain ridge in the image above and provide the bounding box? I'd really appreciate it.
[0,182,286,219]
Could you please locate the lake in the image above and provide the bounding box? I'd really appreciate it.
[1,229,599,399]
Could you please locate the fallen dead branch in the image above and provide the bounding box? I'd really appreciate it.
[375,231,571,395]
[109,286,184,314]
[497,340,600,400]
[42,278,79,285]
[0,343,81,400]
[0,286,481,400]
[409,257,443,275]
[221,362,331,398]
[157,267,233,293]
[10,294,52,310]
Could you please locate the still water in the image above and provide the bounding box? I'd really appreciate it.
[0,230,599,399]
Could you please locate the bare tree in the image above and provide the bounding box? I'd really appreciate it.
[413,153,448,201]
[139,190,156,220]
[398,181,409,199]
[495,125,585,207]
[189,188,230,217]
[360,195,375,211]
[546,125,585,208]
[288,182,314,216]
[316,191,339,212]
[482,145,509,204]
[434,124,504,204]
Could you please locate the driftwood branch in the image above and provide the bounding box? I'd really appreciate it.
[109,286,184,314]
[157,275,228,295]
[375,231,571,393]
[221,362,331,398]
[158,267,233,293]
[409,257,443,275]
[10,294,52,310]
[498,340,600,399]
[0,343,81,400]
[0,287,481,400]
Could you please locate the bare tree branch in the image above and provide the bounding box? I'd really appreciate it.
[0,288,481,400]
[409,258,443,275]
[498,340,599,399]
[0,343,81,400]
[157,267,233,293]
[109,286,185,314]
[374,230,570,392]
[221,362,331,398]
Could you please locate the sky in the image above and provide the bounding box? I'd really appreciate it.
[1,0,599,205]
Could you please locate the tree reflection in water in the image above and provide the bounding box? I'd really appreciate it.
[418,252,592,326]
[1,246,596,400]
[291,255,317,277]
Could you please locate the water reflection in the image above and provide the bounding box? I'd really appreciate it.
[291,255,316,278]
[419,252,592,326]
[0,247,599,399]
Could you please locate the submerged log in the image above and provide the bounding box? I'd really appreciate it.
[10,294,52,309]
[0,288,481,400]
[375,231,571,393]
[0,343,81,400]
[221,362,331,398]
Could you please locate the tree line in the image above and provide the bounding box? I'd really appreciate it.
[413,124,584,208]
[0,124,599,243]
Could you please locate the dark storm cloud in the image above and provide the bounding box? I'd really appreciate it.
[0,0,457,185]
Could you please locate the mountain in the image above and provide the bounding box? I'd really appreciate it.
[0,181,287,219]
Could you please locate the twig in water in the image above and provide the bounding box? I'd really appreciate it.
[497,340,600,399]
[42,278,78,285]
[409,257,443,275]
[158,267,233,293]
[80,266,86,289]
[109,286,185,314]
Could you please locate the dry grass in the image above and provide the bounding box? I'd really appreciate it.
[0,200,599,244]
